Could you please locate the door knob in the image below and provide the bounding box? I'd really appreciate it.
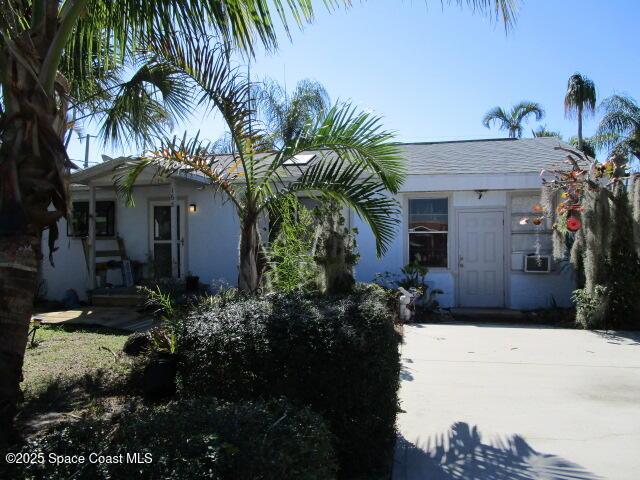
[459,255,464,268]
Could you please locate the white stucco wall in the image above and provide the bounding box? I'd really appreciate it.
[353,176,575,310]
[509,270,576,309]
[42,181,240,301]
[42,171,575,311]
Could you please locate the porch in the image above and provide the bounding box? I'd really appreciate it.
[67,156,205,299]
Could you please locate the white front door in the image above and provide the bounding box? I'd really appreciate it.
[149,201,186,278]
[457,211,504,308]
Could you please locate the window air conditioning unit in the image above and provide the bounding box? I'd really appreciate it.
[524,254,551,273]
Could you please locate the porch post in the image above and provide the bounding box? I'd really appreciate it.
[169,180,179,278]
[88,184,97,290]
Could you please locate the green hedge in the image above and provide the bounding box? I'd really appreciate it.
[12,398,335,480]
[179,284,401,479]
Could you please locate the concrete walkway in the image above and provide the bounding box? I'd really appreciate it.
[394,323,640,480]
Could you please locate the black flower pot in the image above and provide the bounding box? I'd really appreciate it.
[142,353,177,399]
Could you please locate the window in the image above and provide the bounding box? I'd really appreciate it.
[510,193,552,255]
[408,198,448,268]
[68,201,115,237]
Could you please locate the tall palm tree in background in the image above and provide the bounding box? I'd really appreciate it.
[118,39,405,293]
[0,0,518,445]
[596,94,640,164]
[255,78,330,148]
[564,73,597,152]
[482,102,545,138]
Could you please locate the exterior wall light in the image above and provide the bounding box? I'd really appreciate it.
[474,189,487,199]
[188,203,197,213]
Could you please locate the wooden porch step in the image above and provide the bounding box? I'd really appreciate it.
[91,293,145,307]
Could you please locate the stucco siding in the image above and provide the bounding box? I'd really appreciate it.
[42,182,241,301]
[42,179,575,311]
[354,184,575,310]
[509,270,575,310]
[42,218,88,302]
[184,187,239,286]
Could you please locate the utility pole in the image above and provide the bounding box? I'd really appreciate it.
[78,134,95,169]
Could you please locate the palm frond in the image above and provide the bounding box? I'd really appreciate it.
[483,102,543,138]
[97,58,193,148]
[596,94,640,160]
[114,132,242,209]
[267,103,405,194]
[532,125,561,138]
[446,0,519,32]
[68,0,344,75]
[254,78,288,140]
[513,101,544,123]
[564,72,597,118]
[266,156,401,256]
[597,95,640,136]
[255,77,330,147]
[156,36,263,160]
[482,106,508,130]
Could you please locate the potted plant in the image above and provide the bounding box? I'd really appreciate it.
[138,285,181,398]
[142,327,178,398]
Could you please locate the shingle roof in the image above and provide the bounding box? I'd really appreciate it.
[72,137,578,187]
[398,137,576,175]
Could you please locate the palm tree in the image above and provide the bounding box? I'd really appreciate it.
[532,125,562,138]
[255,78,330,148]
[0,0,518,445]
[118,39,405,293]
[596,94,640,163]
[482,102,545,138]
[564,73,597,152]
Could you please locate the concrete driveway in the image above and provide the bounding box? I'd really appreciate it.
[393,323,640,480]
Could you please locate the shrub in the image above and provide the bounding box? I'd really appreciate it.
[178,284,401,479]
[122,331,152,356]
[10,398,335,480]
[374,261,443,316]
[266,195,318,293]
[573,286,609,329]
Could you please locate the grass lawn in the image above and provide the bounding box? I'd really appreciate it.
[18,325,138,433]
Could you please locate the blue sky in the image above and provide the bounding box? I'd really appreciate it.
[68,0,639,166]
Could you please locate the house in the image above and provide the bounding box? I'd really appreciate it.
[41,136,576,310]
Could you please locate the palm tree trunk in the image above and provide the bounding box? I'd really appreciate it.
[0,31,68,444]
[577,105,584,151]
[238,214,261,293]
[0,114,57,446]
[0,235,39,446]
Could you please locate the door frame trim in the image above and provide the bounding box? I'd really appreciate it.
[148,199,188,279]
[454,207,507,308]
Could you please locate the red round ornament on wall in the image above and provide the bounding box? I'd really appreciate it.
[567,216,582,232]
